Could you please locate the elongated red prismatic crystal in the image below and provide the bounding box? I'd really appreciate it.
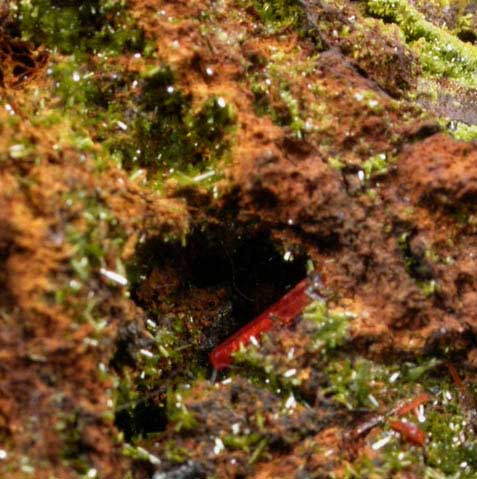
[209,272,324,370]
[395,393,431,417]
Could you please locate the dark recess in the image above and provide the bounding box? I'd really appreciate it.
[130,226,308,349]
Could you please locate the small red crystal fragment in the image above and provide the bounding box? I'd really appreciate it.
[396,393,431,417]
[389,420,426,446]
[447,362,466,394]
[209,274,322,370]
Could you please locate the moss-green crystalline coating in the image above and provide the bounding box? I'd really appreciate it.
[252,0,305,31]
[17,0,144,55]
[365,0,477,87]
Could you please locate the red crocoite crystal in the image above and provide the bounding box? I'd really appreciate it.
[209,273,323,370]
[389,420,426,447]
